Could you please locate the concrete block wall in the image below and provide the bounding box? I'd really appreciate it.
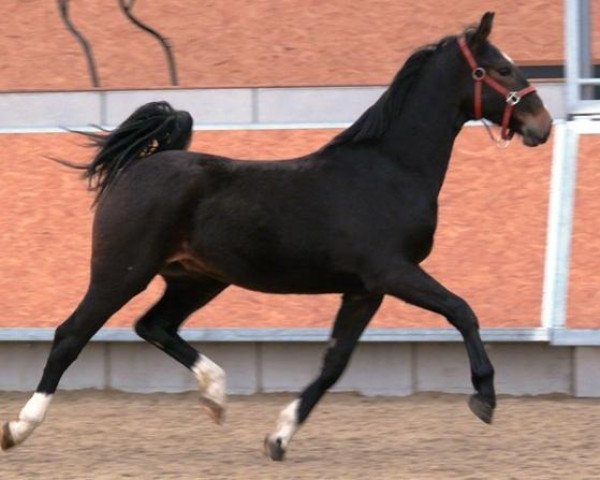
[0,343,105,391]
[104,89,255,127]
[574,347,600,397]
[0,83,565,131]
[0,341,596,397]
[0,92,101,129]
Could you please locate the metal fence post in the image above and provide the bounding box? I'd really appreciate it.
[542,122,579,337]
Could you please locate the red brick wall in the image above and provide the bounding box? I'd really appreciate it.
[1,1,593,91]
[568,135,600,328]
[0,128,559,329]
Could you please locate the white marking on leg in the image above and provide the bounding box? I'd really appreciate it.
[192,355,226,420]
[270,399,300,450]
[7,393,53,446]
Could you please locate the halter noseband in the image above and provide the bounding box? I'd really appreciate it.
[458,36,536,143]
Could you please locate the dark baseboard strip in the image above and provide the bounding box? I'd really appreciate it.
[521,64,600,80]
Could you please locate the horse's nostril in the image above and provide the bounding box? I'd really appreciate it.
[524,128,548,144]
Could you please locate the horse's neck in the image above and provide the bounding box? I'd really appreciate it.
[383,53,467,196]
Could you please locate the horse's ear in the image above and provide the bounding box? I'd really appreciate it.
[471,12,494,47]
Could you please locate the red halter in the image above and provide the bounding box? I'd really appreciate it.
[458,36,536,142]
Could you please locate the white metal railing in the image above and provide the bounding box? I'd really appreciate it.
[546,0,600,341]
[542,122,579,334]
[565,0,599,114]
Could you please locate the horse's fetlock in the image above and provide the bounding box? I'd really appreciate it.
[19,399,45,423]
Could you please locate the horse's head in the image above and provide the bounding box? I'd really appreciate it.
[458,12,552,147]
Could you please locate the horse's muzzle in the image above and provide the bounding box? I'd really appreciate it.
[519,109,553,147]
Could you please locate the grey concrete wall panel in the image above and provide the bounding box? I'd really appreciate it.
[415,343,472,394]
[573,347,600,397]
[0,92,101,129]
[0,343,51,391]
[332,343,413,396]
[106,342,257,394]
[0,343,105,391]
[104,89,253,127]
[260,343,323,392]
[256,87,385,124]
[259,342,412,395]
[61,343,107,390]
[490,343,571,395]
[415,343,571,395]
[0,342,596,397]
[107,343,198,393]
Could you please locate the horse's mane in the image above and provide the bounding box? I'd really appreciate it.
[323,34,458,149]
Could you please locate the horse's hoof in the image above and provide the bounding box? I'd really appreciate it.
[200,397,225,425]
[1,422,15,451]
[468,394,495,424]
[264,435,286,461]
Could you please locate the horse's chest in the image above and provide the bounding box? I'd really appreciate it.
[404,227,436,263]
[396,208,438,263]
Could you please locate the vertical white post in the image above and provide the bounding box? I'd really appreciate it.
[541,122,579,331]
[564,0,581,113]
[577,0,594,100]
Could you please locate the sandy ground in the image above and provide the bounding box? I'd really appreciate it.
[1,390,600,479]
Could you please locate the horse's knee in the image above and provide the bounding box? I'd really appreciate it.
[53,322,72,345]
[134,318,155,341]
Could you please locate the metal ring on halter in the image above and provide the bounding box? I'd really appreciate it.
[472,67,486,80]
[505,91,521,105]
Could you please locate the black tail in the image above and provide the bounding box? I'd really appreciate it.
[56,101,193,204]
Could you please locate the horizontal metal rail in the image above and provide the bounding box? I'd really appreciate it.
[0,327,551,343]
[574,78,600,85]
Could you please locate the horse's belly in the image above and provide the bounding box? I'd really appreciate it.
[165,249,364,294]
[234,269,365,294]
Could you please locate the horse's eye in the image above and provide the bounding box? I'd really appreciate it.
[497,66,512,76]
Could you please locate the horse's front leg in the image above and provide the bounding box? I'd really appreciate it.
[264,293,383,461]
[376,261,496,423]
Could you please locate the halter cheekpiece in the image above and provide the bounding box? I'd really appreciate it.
[458,36,536,145]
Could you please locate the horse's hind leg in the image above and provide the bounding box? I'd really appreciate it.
[264,293,383,461]
[379,262,496,423]
[1,205,172,450]
[1,265,156,451]
[134,274,228,422]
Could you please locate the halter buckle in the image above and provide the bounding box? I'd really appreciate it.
[472,67,486,81]
[506,91,521,106]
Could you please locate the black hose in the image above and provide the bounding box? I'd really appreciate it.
[57,0,101,88]
[118,0,179,86]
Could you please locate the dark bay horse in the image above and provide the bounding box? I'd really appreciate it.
[2,12,551,460]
